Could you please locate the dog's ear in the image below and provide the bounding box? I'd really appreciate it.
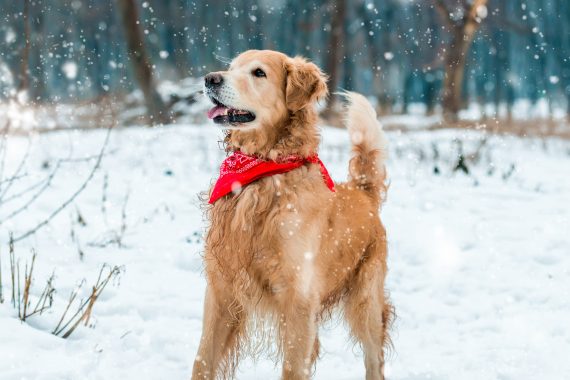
[285,57,328,112]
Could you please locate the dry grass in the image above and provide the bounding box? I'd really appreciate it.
[426,118,570,139]
[1,235,121,338]
[393,117,570,139]
[53,264,121,338]
[321,104,570,140]
[4,235,55,321]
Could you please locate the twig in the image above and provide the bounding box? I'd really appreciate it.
[69,211,85,260]
[28,271,55,317]
[57,153,110,164]
[1,171,54,205]
[101,172,108,225]
[118,190,130,247]
[9,234,15,307]
[52,281,83,335]
[0,160,63,220]
[81,286,98,328]
[88,189,131,248]
[0,173,28,186]
[433,0,454,27]
[0,122,9,194]
[12,126,113,242]
[76,206,87,227]
[17,259,21,319]
[54,264,121,338]
[0,137,32,202]
[20,249,36,321]
[0,245,3,304]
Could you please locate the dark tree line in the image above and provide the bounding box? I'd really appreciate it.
[0,0,569,120]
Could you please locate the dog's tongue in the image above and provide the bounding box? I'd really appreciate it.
[207,105,228,119]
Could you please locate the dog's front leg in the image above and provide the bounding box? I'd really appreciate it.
[280,300,318,380]
[191,284,245,380]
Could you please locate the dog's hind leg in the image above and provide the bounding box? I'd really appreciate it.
[191,285,246,380]
[344,241,392,380]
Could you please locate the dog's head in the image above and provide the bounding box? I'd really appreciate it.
[204,50,327,157]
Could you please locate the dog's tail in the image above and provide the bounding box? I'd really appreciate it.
[342,91,388,204]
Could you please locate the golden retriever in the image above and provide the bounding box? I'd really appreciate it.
[192,50,393,380]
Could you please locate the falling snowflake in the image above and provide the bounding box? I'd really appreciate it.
[62,61,78,80]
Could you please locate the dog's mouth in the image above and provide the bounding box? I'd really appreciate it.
[207,97,256,125]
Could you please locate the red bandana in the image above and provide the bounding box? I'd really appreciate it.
[209,151,335,204]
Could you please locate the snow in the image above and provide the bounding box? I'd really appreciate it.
[62,62,79,80]
[1,123,570,379]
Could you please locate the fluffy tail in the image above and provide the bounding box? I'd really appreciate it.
[343,91,388,204]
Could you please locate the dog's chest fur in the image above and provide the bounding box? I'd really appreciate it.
[206,166,325,297]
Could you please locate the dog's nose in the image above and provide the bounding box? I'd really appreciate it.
[205,73,223,89]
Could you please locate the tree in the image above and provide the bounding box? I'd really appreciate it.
[17,0,31,96]
[324,0,346,111]
[115,0,168,124]
[434,0,488,121]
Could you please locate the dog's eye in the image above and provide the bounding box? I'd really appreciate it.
[252,68,266,78]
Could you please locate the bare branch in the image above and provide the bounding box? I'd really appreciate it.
[52,280,83,335]
[29,271,55,317]
[433,0,454,27]
[88,189,131,248]
[467,0,488,23]
[17,259,21,319]
[0,151,107,206]
[9,234,15,307]
[0,245,3,304]
[0,124,9,193]
[12,126,113,242]
[0,135,32,202]
[0,160,62,223]
[101,172,109,225]
[0,173,29,187]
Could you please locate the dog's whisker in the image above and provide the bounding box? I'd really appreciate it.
[213,53,232,65]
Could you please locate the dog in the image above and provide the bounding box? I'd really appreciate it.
[192,50,393,380]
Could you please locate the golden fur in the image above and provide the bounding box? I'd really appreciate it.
[192,50,393,380]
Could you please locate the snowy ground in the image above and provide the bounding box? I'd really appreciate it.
[1,123,569,380]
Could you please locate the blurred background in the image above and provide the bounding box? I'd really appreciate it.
[1,0,569,130]
[1,2,570,379]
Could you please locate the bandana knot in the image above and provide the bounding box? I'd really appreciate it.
[209,151,335,204]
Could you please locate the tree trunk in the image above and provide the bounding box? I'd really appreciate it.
[324,0,346,111]
[116,0,168,124]
[442,26,471,120]
[436,0,487,121]
[17,0,31,97]
[566,92,570,122]
[358,1,381,92]
[30,0,47,101]
[442,21,482,121]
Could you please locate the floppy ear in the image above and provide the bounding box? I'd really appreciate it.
[285,57,328,112]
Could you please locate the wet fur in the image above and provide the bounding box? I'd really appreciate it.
[192,50,393,380]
